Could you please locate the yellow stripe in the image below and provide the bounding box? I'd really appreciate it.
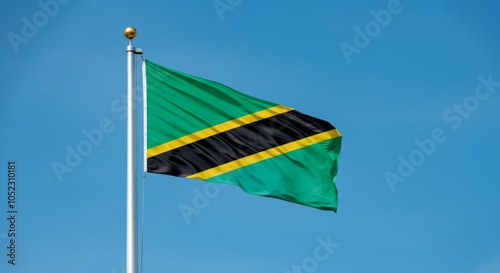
[147,105,293,158]
[186,129,342,180]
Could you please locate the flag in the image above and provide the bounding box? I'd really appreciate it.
[144,60,342,211]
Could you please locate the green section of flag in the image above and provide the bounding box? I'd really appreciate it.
[145,60,278,149]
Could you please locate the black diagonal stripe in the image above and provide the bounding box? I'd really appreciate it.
[147,110,336,177]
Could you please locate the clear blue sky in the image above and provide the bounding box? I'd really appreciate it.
[1,1,500,272]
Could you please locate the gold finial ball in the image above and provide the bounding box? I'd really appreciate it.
[124,27,137,39]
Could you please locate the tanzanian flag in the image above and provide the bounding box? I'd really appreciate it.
[144,60,342,211]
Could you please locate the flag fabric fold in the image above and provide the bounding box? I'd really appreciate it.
[144,59,342,211]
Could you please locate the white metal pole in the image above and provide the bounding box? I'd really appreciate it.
[125,26,138,273]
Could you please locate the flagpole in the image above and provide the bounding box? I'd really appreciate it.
[125,26,138,273]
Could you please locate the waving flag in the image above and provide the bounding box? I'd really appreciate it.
[144,60,342,211]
